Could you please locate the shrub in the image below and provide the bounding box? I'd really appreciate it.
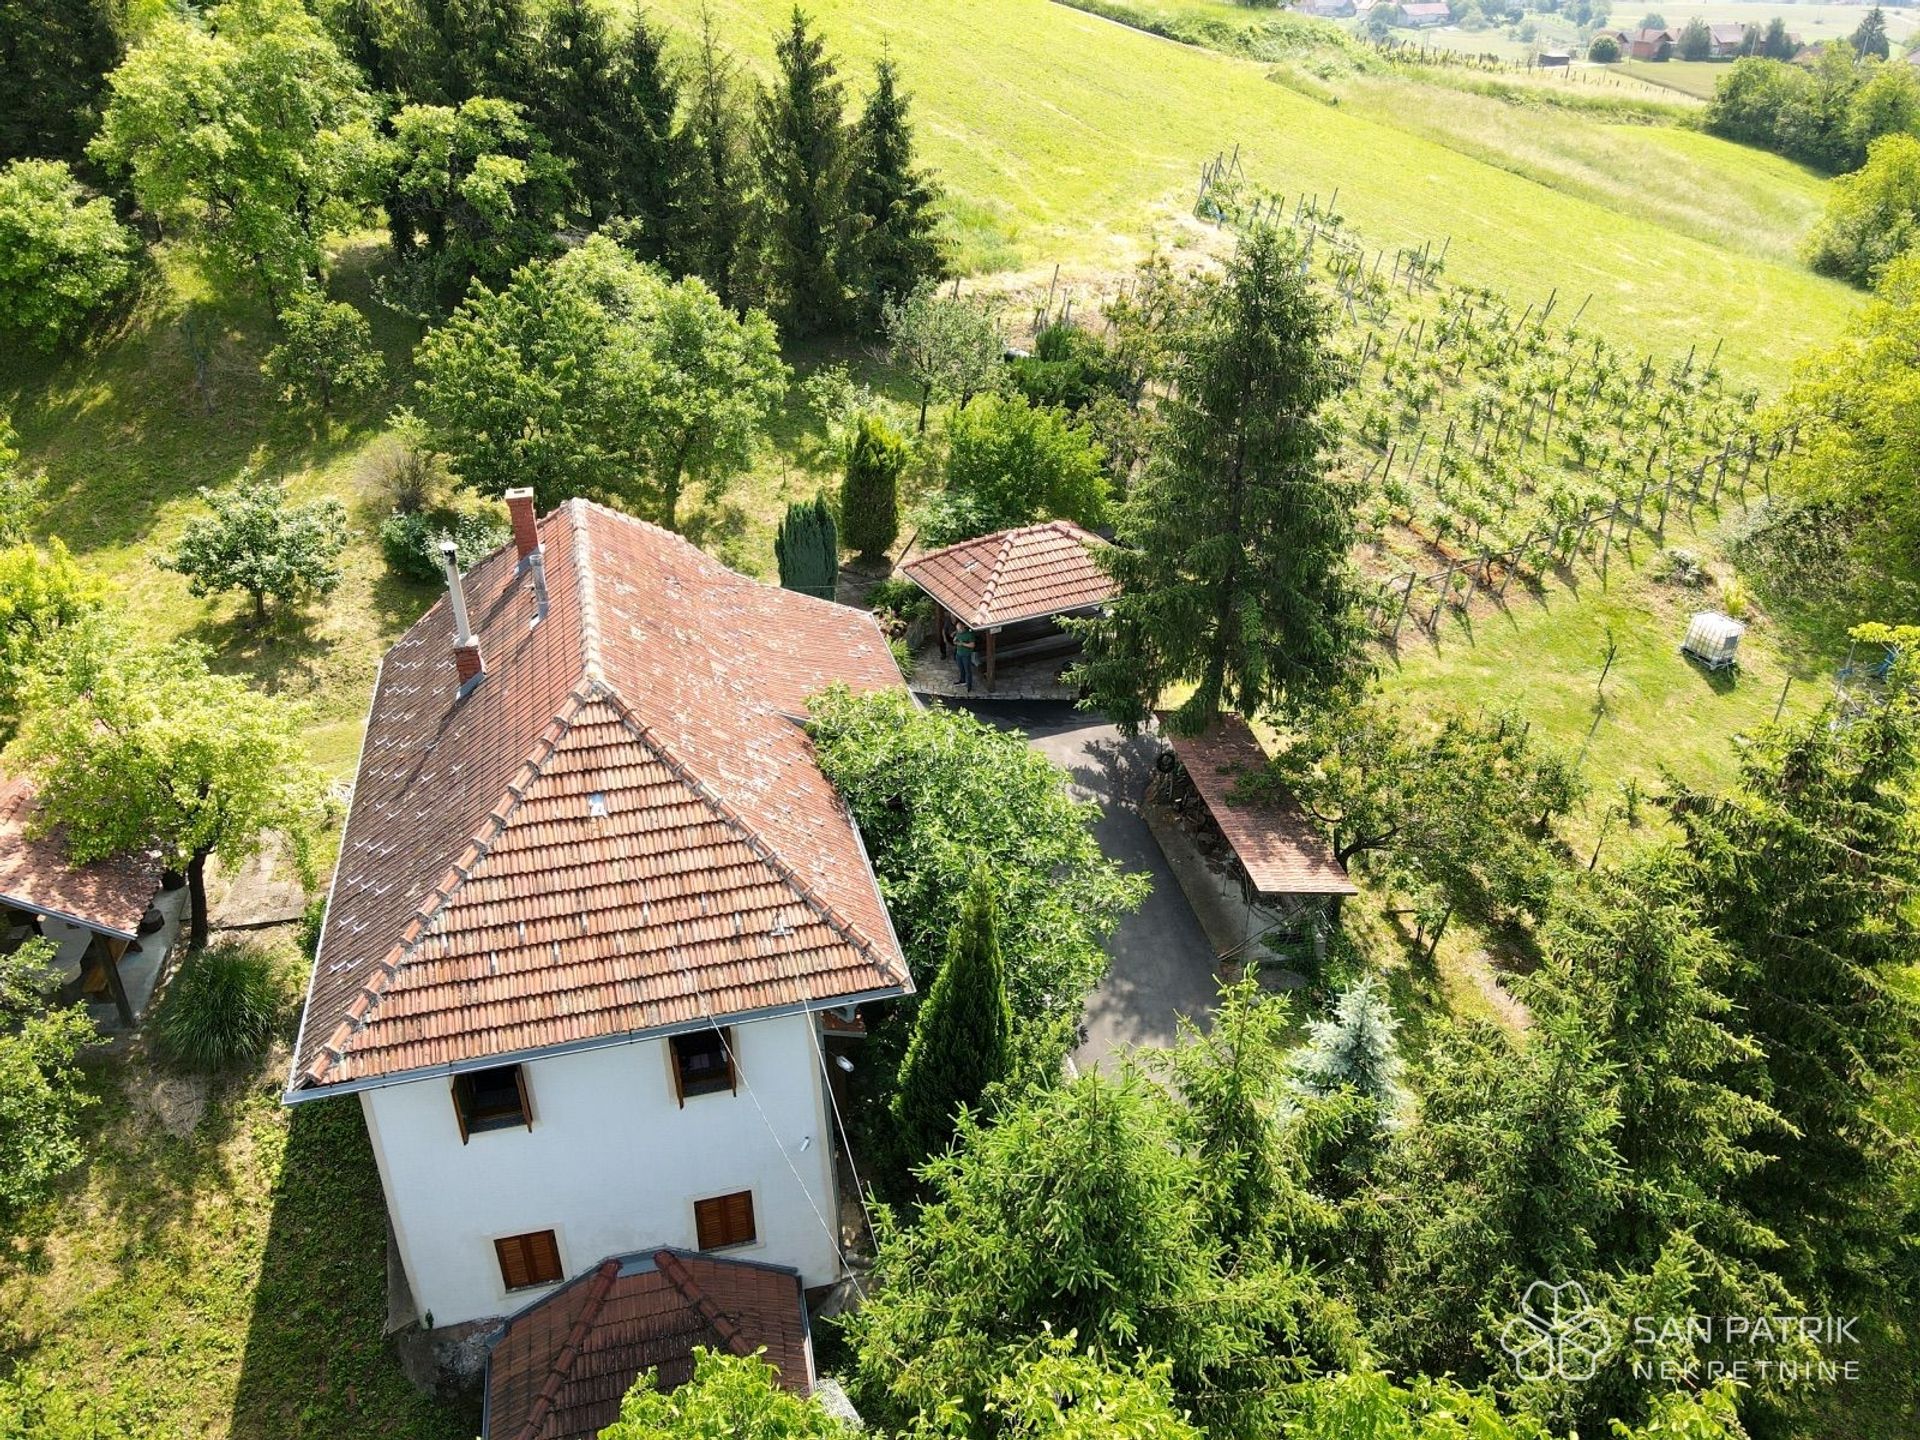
[1805,132,1920,288]
[149,941,286,1071]
[775,494,840,600]
[840,414,907,563]
[0,159,135,351]
[1657,547,1706,586]
[1588,34,1621,61]
[378,507,510,584]
[1007,319,1129,412]
[922,394,1109,547]
[0,1006,97,1225]
[359,414,442,515]
[866,576,933,625]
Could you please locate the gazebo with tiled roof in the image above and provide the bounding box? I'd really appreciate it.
[899,521,1116,691]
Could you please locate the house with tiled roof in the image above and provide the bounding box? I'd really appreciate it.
[900,520,1116,691]
[286,491,913,1336]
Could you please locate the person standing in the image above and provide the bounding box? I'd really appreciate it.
[954,621,978,691]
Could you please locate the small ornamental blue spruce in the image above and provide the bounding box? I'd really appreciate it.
[1292,972,1405,1122]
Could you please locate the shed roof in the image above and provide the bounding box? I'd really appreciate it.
[483,1248,813,1440]
[901,521,1115,629]
[0,776,161,940]
[1159,715,1357,898]
[289,500,912,1094]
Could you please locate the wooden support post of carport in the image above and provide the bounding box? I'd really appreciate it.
[87,931,136,1028]
[982,628,998,692]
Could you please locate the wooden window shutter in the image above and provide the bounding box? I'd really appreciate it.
[495,1234,531,1290]
[513,1066,533,1131]
[495,1229,562,1290]
[452,1078,470,1145]
[528,1229,561,1283]
[725,1189,755,1244]
[693,1195,725,1249]
[694,1191,755,1250]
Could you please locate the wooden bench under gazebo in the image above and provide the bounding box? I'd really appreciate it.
[900,521,1117,693]
[0,775,166,1027]
[1155,713,1357,951]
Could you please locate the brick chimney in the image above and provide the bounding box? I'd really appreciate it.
[505,486,539,559]
[440,539,485,687]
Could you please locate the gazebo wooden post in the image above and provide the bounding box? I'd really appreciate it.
[983,628,999,692]
[90,932,136,1028]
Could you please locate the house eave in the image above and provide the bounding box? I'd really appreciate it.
[281,980,914,1105]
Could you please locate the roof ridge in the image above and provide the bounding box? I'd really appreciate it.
[512,1258,620,1440]
[567,500,605,684]
[582,682,907,991]
[654,1251,753,1359]
[296,685,592,1089]
[973,530,1019,622]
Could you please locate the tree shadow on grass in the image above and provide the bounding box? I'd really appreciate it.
[228,1100,477,1440]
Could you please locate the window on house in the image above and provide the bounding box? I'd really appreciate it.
[452,1065,531,1142]
[494,1229,563,1291]
[693,1190,756,1251]
[670,1028,735,1103]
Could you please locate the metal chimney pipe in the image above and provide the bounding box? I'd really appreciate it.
[440,538,474,644]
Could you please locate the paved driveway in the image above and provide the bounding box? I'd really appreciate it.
[934,699,1220,1072]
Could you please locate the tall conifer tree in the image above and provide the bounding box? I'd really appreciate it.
[752,6,855,338]
[892,868,1014,1162]
[531,0,627,224]
[677,9,754,310]
[850,56,944,327]
[607,12,686,260]
[1072,224,1364,734]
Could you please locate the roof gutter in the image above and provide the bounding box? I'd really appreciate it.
[282,980,913,1105]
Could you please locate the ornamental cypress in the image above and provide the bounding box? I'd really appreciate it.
[850,56,944,327]
[775,494,839,601]
[892,867,1014,1161]
[753,7,856,339]
[1070,223,1364,735]
[839,413,906,563]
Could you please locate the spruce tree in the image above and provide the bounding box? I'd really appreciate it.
[850,56,944,327]
[752,6,856,339]
[892,868,1014,1161]
[607,13,688,260]
[432,0,535,103]
[774,494,839,601]
[0,0,119,167]
[1292,973,1404,1118]
[530,0,627,224]
[1852,4,1890,59]
[1669,697,1920,1310]
[1071,223,1364,734]
[839,413,906,563]
[676,11,754,310]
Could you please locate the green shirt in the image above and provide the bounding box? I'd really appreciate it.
[955,626,978,653]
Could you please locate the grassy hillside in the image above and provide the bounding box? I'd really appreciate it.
[645,0,1853,386]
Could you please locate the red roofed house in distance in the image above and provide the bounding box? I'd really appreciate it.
[284,490,912,1350]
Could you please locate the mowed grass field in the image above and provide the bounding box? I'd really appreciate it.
[1616,57,1728,98]
[643,0,1855,387]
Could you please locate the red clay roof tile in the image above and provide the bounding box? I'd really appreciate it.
[0,776,161,939]
[901,521,1116,629]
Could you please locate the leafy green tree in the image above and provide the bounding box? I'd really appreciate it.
[413,237,787,527]
[1777,251,1920,602]
[1260,693,1583,942]
[0,986,97,1228]
[1805,132,1920,287]
[91,0,376,308]
[893,868,1014,1162]
[262,287,385,414]
[0,536,101,737]
[839,413,906,563]
[158,477,349,624]
[0,159,135,350]
[1292,972,1404,1117]
[0,0,119,167]
[1589,34,1622,62]
[1071,224,1363,736]
[1852,3,1890,59]
[1285,1371,1747,1440]
[1676,17,1711,60]
[15,639,329,948]
[1761,14,1793,59]
[0,414,27,544]
[774,494,839,600]
[600,1348,848,1438]
[676,9,755,311]
[1846,60,1920,158]
[1667,694,1920,1311]
[923,394,1108,546]
[850,56,944,325]
[952,1337,1200,1440]
[753,7,857,339]
[884,283,1006,432]
[847,1071,1355,1435]
[804,685,1146,1029]
[381,97,569,306]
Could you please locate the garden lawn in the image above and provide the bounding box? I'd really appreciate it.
[1617,58,1726,100]
[0,1044,475,1440]
[640,0,1854,387]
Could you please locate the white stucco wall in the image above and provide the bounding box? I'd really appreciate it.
[358,1013,842,1328]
